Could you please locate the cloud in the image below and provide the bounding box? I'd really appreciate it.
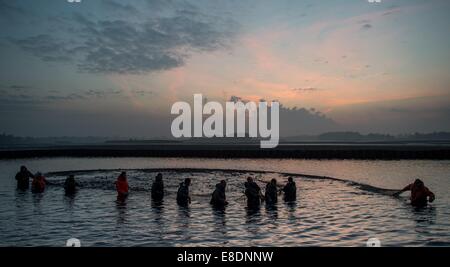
[0,84,32,91]
[84,89,122,98]
[131,90,153,97]
[10,85,33,91]
[10,3,237,74]
[101,0,139,15]
[0,0,26,18]
[46,94,86,101]
[227,96,338,136]
[292,87,321,93]
[11,34,74,62]
[361,23,373,30]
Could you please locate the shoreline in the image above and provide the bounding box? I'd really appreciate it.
[1,143,450,159]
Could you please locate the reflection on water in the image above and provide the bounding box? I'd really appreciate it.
[0,158,449,247]
[412,206,436,225]
[266,204,279,221]
[116,197,128,225]
[63,192,76,211]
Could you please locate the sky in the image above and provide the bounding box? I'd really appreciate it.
[0,0,449,137]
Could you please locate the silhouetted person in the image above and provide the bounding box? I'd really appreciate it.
[64,175,79,195]
[31,172,47,193]
[115,172,129,198]
[177,178,191,206]
[15,166,34,190]
[210,180,228,208]
[245,177,262,208]
[151,173,164,201]
[265,179,278,204]
[394,179,435,207]
[283,177,296,202]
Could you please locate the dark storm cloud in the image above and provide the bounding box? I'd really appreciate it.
[10,2,237,74]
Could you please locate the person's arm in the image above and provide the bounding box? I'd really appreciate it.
[393,184,412,197]
[426,187,435,202]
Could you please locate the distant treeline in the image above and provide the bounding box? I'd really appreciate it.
[316,132,450,142]
[0,134,109,145]
[2,132,450,146]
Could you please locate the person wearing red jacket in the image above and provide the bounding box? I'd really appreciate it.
[394,179,435,207]
[115,171,129,198]
[31,172,47,193]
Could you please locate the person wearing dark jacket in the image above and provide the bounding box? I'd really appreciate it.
[15,166,34,190]
[282,177,297,202]
[151,173,164,201]
[64,175,79,195]
[210,180,228,208]
[177,178,191,206]
[265,179,278,205]
[244,177,262,208]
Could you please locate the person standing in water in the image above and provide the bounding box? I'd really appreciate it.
[151,173,164,201]
[115,172,129,198]
[282,177,297,202]
[64,175,79,195]
[265,179,278,205]
[31,172,47,193]
[15,166,34,190]
[210,180,228,208]
[394,179,435,207]
[244,177,262,208]
[177,178,191,206]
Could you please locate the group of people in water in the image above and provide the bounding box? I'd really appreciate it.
[15,166,436,208]
[14,166,297,208]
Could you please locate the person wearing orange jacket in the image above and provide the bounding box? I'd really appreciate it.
[31,172,47,193]
[394,179,435,207]
[115,171,129,198]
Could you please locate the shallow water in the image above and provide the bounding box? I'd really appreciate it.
[0,157,449,247]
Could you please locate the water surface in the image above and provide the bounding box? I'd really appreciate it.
[0,158,449,246]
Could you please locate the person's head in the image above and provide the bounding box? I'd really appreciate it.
[184,178,191,186]
[414,179,424,188]
[219,180,227,189]
[288,177,293,183]
[20,166,27,172]
[68,175,75,181]
[270,178,277,185]
[35,172,42,177]
[118,172,127,181]
[247,177,253,183]
[156,173,163,182]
